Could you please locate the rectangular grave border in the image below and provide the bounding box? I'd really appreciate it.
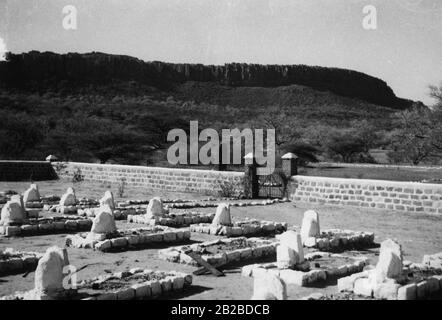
[0,269,193,300]
[79,269,193,300]
[0,217,93,237]
[338,265,442,300]
[66,226,191,252]
[128,212,215,227]
[190,220,287,238]
[0,251,42,277]
[158,237,278,267]
[277,229,376,252]
[241,252,370,287]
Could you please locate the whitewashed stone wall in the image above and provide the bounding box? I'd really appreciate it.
[290,176,442,215]
[54,162,244,195]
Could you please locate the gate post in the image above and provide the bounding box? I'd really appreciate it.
[282,153,298,177]
[244,153,259,199]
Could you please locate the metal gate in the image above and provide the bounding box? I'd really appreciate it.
[257,168,287,199]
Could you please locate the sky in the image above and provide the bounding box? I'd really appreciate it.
[0,0,441,105]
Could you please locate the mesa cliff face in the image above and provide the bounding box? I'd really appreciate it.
[0,51,413,109]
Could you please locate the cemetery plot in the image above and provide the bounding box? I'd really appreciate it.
[290,209,375,252]
[188,202,287,237]
[300,229,376,252]
[78,269,193,300]
[243,230,370,287]
[242,252,370,287]
[0,248,42,277]
[66,226,190,252]
[337,239,442,300]
[0,216,92,237]
[158,237,277,267]
[0,246,193,300]
[129,211,215,227]
[190,219,287,237]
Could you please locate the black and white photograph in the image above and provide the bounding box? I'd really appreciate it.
[0,0,441,308]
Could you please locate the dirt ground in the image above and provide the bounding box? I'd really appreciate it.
[1,181,442,300]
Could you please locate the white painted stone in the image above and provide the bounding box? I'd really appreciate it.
[279,231,304,263]
[276,244,297,268]
[300,210,320,244]
[373,278,400,300]
[374,239,403,280]
[145,197,164,219]
[23,184,40,203]
[90,205,117,234]
[34,246,66,297]
[397,283,417,300]
[353,278,373,297]
[0,201,25,225]
[59,188,77,207]
[211,203,232,226]
[251,273,287,300]
[99,191,115,210]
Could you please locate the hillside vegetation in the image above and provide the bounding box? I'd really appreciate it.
[0,51,430,167]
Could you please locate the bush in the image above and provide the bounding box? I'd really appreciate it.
[72,168,84,183]
[214,178,244,198]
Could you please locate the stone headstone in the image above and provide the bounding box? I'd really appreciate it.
[23,184,40,203]
[211,203,232,227]
[59,187,77,207]
[374,239,403,280]
[99,191,115,210]
[279,230,304,263]
[90,205,117,235]
[277,244,297,268]
[0,201,25,225]
[251,273,287,300]
[34,246,66,298]
[145,197,164,219]
[300,210,320,244]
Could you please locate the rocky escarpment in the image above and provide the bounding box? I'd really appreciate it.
[0,51,413,109]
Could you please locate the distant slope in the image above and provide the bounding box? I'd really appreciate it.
[171,81,400,127]
[0,51,414,109]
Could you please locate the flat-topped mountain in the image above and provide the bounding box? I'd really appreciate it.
[0,51,414,109]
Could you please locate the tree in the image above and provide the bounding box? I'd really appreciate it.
[324,129,367,163]
[388,104,442,165]
[259,106,302,148]
[0,111,44,159]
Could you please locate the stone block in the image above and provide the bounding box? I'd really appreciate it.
[172,276,185,291]
[397,283,417,300]
[160,278,172,292]
[131,282,151,299]
[5,226,21,237]
[95,239,112,251]
[116,288,135,300]
[353,278,373,297]
[416,281,428,299]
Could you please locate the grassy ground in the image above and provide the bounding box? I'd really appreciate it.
[1,181,441,300]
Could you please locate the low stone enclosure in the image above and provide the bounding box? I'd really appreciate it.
[0,248,42,277]
[66,226,190,252]
[242,252,369,287]
[158,237,277,266]
[336,239,442,300]
[188,203,287,237]
[0,216,92,237]
[1,246,193,300]
[66,205,190,252]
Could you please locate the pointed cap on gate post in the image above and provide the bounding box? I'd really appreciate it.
[282,153,298,159]
[244,152,256,165]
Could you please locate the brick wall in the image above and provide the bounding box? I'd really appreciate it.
[54,162,244,195]
[289,176,442,215]
[0,161,57,181]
